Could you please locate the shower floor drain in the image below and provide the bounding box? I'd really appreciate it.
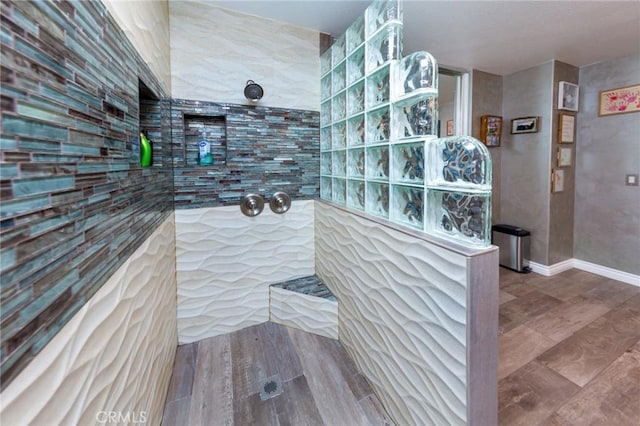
[258,375,283,401]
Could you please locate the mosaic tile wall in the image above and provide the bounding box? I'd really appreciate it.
[0,0,173,389]
[171,99,319,209]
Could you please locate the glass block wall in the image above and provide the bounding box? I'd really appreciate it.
[320,0,492,247]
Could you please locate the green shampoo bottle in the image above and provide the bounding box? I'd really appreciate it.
[140,132,152,167]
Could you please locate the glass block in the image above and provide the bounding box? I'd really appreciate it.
[332,121,346,149]
[366,182,389,218]
[391,142,425,184]
[347,82,365,116]
[347,114,365,146]
[321,100,332,127]
[366,23,402,73]
[365,0,402,38]
[392,95,438,140]
[391,185,424,229]
[321,48,332,76]
[346,15,365,54]
[366,106,390,144]
[347,179,365,210]
[332,177,346,205]
[395,51,438,100]
[347,148,365,177]
[321,152,332,175]
[331,34,346,66]
[366,146,389,180]
[332,149,346,177]
[332,91,346,122]
[428,136,492,191]
[320,127,331,151]
[366,65,390,109]
[321,74,332,101]
[426,189,491,247]
[332,62,346,95]
[321,176,332,200]
[347,46,365,85]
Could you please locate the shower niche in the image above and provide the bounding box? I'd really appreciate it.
[183,114,227,166]
[320,0,492,247]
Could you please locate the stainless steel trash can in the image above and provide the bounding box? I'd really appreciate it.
[492,224,531,273]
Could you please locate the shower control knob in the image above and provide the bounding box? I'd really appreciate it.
[240,194,264,217]
[270,192,291,214]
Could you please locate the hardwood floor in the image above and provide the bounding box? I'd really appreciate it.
[161,321,392,426]
[498,268,640,425]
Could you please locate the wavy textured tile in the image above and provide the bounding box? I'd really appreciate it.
[169,2,319,111]
[102,0,171,93]
[176,201,315,343]
[0,215,178,425]
[270,287,339,339]
[315,202,469,425]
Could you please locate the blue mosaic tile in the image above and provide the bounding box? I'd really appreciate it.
[12,176,75,198]
[272,275,337,301]
[2,116,68,141]
[0,247,16,272]
[0,0,173,389]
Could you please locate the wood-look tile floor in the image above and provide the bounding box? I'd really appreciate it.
[161,321,392,426]
[498,268,640,426]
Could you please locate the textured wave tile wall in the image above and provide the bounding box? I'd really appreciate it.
[176,201,315,343]
[102,0,172,93]
[0,215,178,425]
[315,201,470,425]
[270,287,339,339]
[169,2,319,111]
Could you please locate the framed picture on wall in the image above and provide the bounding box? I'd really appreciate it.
[552,169,565,192]
[557,147,572,167]
[480,115,502,147]
[598,84,640,116]
[446,120,454,136]
[511,116,539,134]
[558,113,575,143]
[558,81,579,111]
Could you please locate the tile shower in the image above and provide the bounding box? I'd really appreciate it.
[0,0,498,425]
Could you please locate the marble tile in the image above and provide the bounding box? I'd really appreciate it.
[550,340,640,425]
[499,290,563,333]
[498,361,580,426]
[537,304,640,386]
[498,324,557,380]
[525,295,611,342]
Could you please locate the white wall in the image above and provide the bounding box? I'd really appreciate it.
[169,1,320,110]
[102,0,172,94]
[175,201,315,343]
[0,216,178,425]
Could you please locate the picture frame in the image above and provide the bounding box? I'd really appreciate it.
[558,113,575,143]
[557,147,572,167]
[558,81,579,111]
[446,120,454,136]
[552,169,565,193]
[480,115,502,147]
[598,84,640,116]
[511,116,539,134]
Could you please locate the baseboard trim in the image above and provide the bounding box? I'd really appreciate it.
[528,258,640,287]
[573,259,640,287]
[528,259,574,276]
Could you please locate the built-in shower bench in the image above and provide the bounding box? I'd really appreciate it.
[269,275,338,339]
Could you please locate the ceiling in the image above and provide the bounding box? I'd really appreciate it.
[201,0,640,75]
